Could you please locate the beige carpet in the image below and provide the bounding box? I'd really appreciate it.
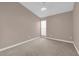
[0,38,78,56]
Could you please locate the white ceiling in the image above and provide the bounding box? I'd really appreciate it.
[20,2,74,18]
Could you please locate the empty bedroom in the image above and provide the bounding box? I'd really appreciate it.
[0,2,79,56]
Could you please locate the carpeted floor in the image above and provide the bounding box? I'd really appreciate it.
[0,38,78,56]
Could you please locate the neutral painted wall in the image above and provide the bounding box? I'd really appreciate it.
[0,2,40,49]
[73,3,79,51]
[46,11,73,41]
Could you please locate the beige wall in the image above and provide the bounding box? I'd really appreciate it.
[73,3,79,51]
[46,11,73,41]
[0,2,40,49]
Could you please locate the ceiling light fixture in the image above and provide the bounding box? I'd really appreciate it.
[41,2,47,11]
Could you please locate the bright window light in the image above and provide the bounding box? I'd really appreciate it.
[41,19,46,36]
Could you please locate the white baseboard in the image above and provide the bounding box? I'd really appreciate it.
[44,36,74,44]
[73,43,79,55]
[44,36,79,55]
[0,37,40,52]
[0,36,79,55]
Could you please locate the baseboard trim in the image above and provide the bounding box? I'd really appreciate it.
[73,43,79,55]
[44,36,79,55]
[0,36,79,55]
[44,36,74,44]
[0,37,40,52]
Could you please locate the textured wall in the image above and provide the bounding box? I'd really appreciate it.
[0,2,40,49]
[46,11,73,41]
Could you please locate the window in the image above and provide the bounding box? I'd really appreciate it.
[41,19,46,36]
